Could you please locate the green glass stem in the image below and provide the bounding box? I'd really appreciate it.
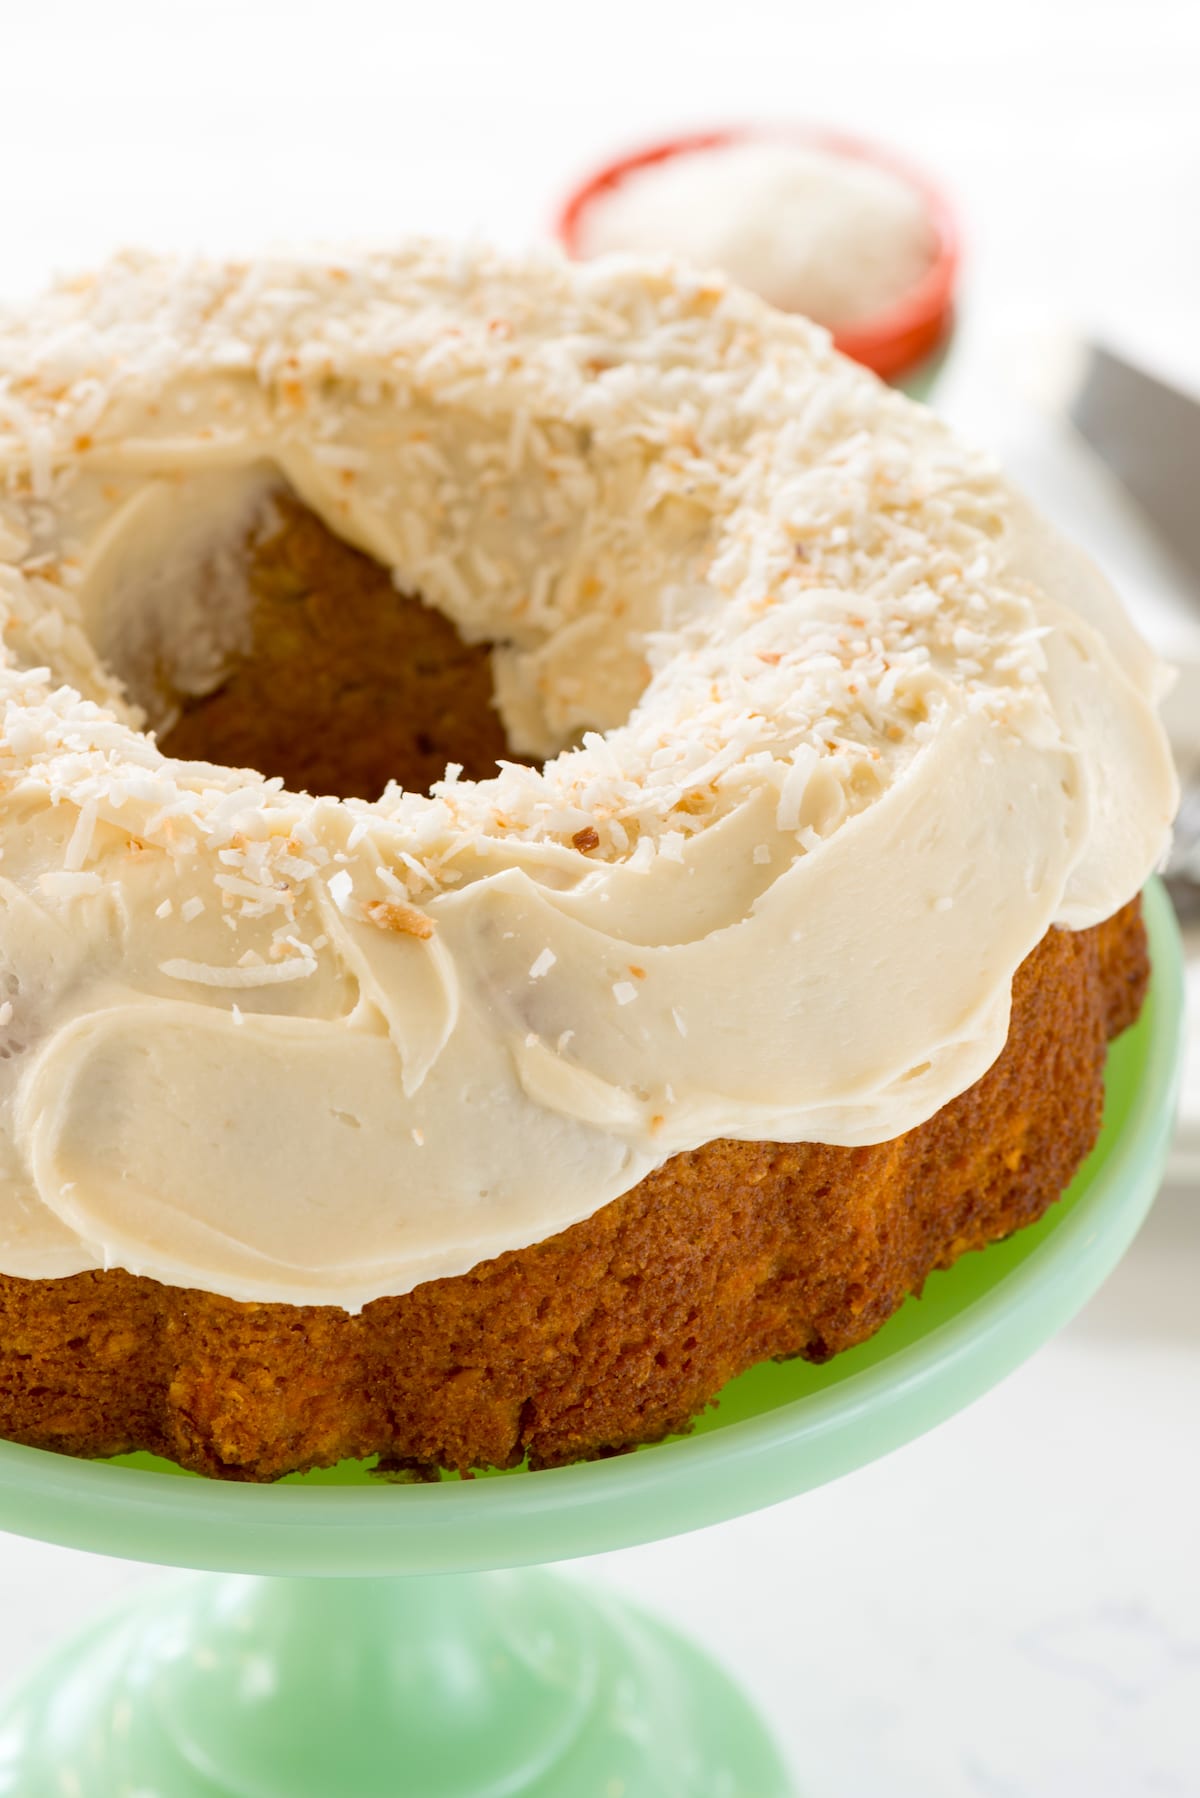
[0,1569,790,1797]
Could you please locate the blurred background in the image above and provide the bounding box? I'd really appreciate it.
[1,2,1198,1792]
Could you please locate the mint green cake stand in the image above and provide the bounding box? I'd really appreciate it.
[0,883,1183,1797]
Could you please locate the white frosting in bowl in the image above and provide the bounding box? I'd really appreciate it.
[0,245,1176,1309]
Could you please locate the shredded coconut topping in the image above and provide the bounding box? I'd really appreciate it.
[0,242,1057,909]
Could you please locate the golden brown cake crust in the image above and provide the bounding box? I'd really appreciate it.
[0,898,1148,1482]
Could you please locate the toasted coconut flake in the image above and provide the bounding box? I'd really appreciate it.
[363,898,434,940]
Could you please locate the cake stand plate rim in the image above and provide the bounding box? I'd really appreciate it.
[0,880,1182,1577]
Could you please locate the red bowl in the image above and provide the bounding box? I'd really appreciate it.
[556,125,960,384]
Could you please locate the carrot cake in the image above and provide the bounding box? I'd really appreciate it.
[0,245,1176,1478]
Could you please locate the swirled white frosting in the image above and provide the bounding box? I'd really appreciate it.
[0,246,1176,1308]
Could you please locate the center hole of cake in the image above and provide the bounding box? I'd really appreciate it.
[152,489,516,801]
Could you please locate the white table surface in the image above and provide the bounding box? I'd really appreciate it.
[1,2,1199,1792]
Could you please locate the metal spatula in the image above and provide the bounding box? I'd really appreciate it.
[1071,344,1200,596]
[1070,344,1200,913]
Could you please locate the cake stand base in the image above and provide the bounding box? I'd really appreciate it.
[0,1568,789,1796]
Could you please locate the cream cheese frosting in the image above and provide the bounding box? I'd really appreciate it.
[0,245,1176,1309]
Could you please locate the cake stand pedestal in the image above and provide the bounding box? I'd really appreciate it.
[0,1571,787,1796]
[0,883,1182,1797]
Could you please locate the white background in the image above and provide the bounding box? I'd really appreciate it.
[1,2,1199,1793]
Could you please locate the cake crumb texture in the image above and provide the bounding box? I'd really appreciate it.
[160,492,513,799]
